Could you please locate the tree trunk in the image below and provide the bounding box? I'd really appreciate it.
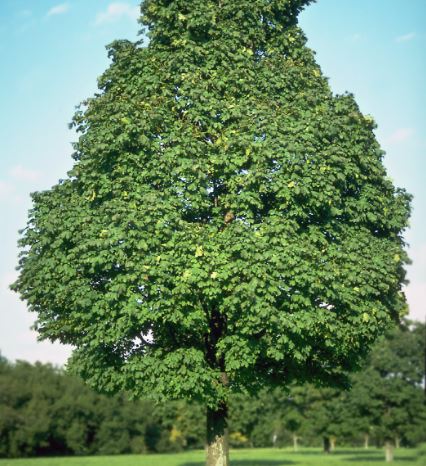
[395,437,400,449]
[272,432,278,447]
[330,436,336,452]
[323,437,331,454]
[364,434,369,449]
[206,403,229,466]
[385,441,394,462]
[293,434,299,452]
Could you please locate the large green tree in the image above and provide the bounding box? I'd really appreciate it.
[12,0,411,464]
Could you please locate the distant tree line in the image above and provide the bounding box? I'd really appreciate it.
[0,321,425,458]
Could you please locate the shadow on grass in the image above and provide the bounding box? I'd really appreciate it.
[345,455,413,462]
[285,450,365,455]
[180,461,295,466]
[286,449,404,457]
[294,450,384,455]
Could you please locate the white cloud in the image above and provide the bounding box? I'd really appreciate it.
[387,128,415,144]
[0,271,18,291]
[95,3,139,26]
[407,243,426,281]
[15,335,72,365]
[395,32,415,43]
[0,271,72,365]
[9,165,41,182]
[405,243,426,322]
[47,3,70,17]
[350,33,362,43]
[405,281,426,322]
[0,181,25,204]
[0,165,42,203]
[0,181,14,201]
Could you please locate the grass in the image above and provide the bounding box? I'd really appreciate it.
[0,448,419,466]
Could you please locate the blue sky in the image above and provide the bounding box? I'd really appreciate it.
[0,0,425,365]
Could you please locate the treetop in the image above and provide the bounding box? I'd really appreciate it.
[12,0,410,408]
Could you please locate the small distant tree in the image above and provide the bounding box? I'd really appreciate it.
[296,384,348,452]
[268,385,308,451]
[12,1,411,464]
[349,322,426,462]
[282,389,305,451]
[228,393,265,447]
[344,376,377,449]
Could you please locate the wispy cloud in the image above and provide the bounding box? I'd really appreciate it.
[95,3,139,26]
[0,271,18,291]
[9,165,41,182]
[395,32,415,43]
[405,281,426,321]
[388,128,415,144]
[0,269,72,365]
[350,33,362,43]
[405,242,426,321]
[19,9,32,17]
[47,3,70,17]
[0,181,14,201]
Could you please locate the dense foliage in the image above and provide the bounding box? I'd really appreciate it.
[0,355,204,457]
[12,0,411,411]
[1,322,424,458]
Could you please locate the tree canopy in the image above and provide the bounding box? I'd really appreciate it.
[12,1,411,463]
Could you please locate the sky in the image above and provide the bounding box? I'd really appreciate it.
[0,0,425,365]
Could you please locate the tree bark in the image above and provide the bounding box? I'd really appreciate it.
[385,441,394,462]
[272,432,278,447]
[293,434,299,452]
[323,436,331,454]
[395,437,400,449]
[206,403,229,466]
[364,434,369,449]
[330,436,336,452]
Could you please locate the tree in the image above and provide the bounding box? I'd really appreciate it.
[293,384,348,452]
[348,322,426,462]
[0,356,173,457]
[12,1,411,464]
[343,371,379,449]
[228,387,291,449]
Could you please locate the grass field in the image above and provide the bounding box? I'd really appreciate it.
[0,448,420,466]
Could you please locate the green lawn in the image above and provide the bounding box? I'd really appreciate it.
[0,448,420,466]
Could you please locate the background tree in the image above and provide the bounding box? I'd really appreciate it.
[295,385,346,452]
[0,358,180,458]
[282,388,306,452]
[243,386,308,450]
[348,322,426,462]
[12,0,411,464]
[227,394,261,448]
[229,388,292,449]
[343,373,379,449]
[1,323,425,460]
